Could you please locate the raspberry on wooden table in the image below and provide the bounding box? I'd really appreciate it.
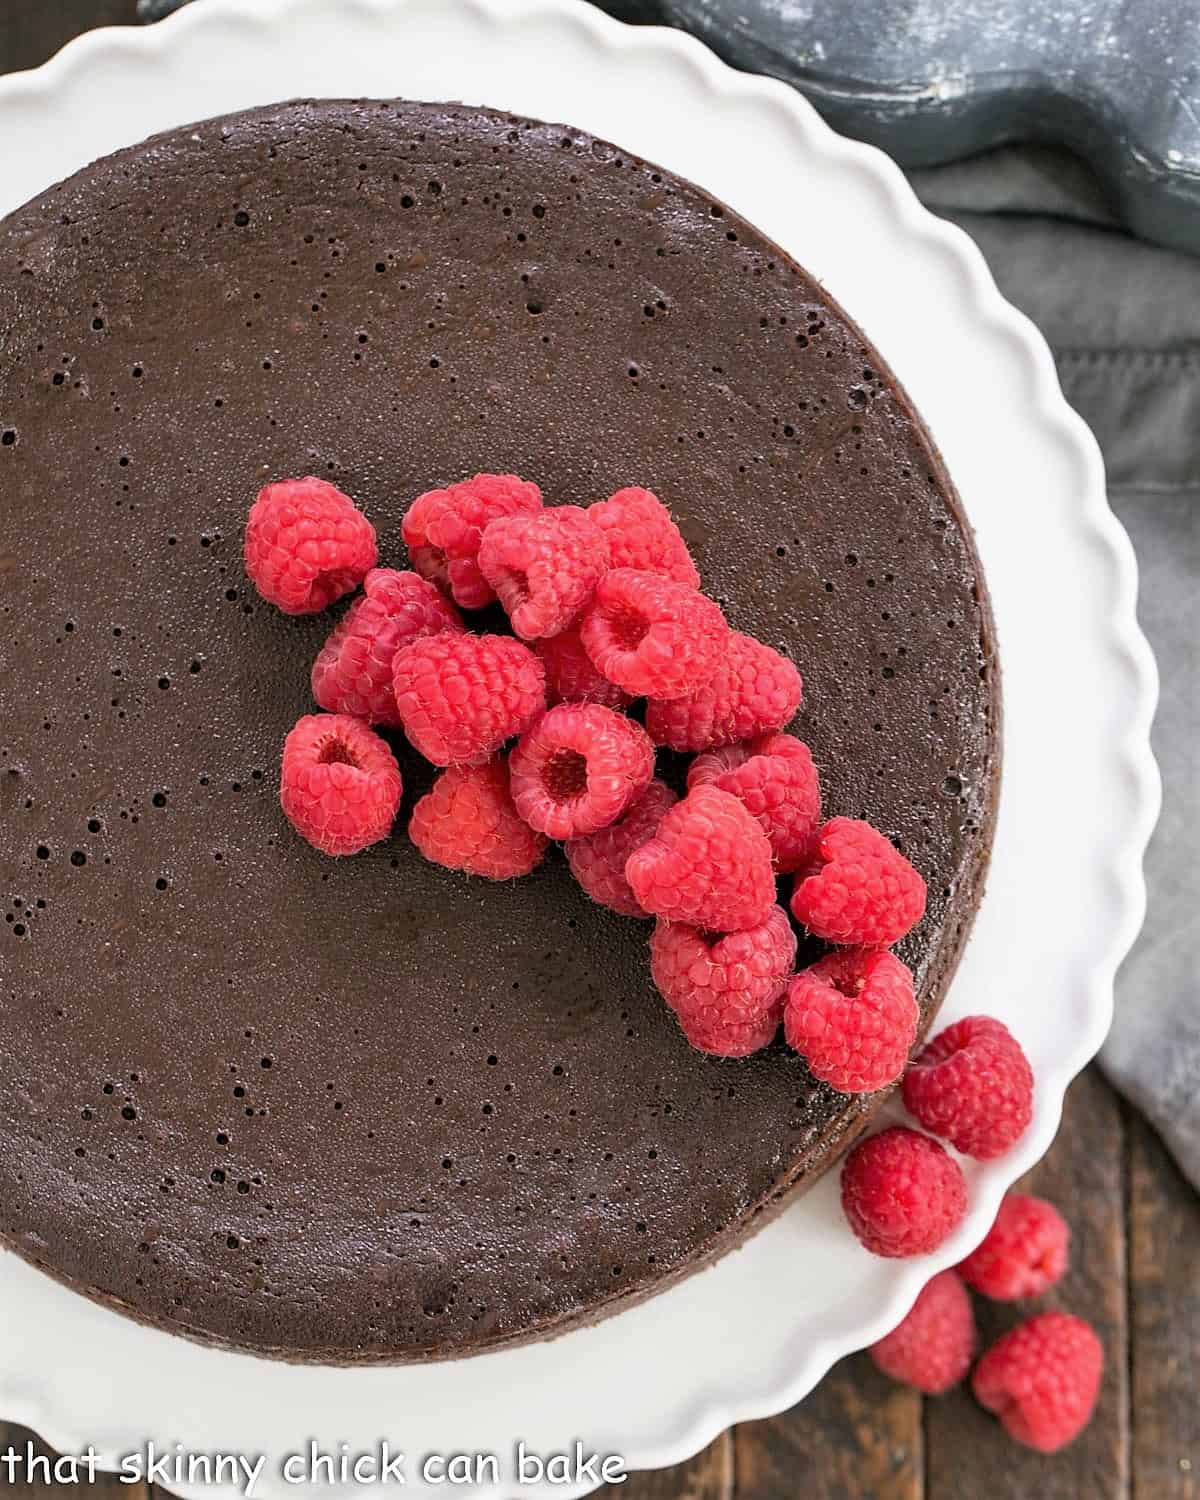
[869,1270,976,1394]
[587,486,700,588]
[645,631,802,751]
[245,476,377,614]
[902,1015,1033,1159]
[841,1126,967,1258]
[972,1312,1103,1452]
[959,1192,1070,1301]
[535,629,633,711]
[624,784,775,933]
[508,703,654,839]
[650,905,797,1058]
[565,779,677,917]
[477,505,611,640]
[688,732,821,872]
[783,947,918,1094]
[580,568,729,700]
[401,472,542,610]
[409,757,547,880]
[392,633,545,767]
[279,713,402,856]
[311,568,463,725]
[790,816,926,947]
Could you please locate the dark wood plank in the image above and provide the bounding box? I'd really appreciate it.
[1129,1115,1199,1500]
[598,1432,733,1500]
[0,1424,149,1500]
[926,1068,1130,1499]
[0,0,136,76]
[734,1358,923,1500]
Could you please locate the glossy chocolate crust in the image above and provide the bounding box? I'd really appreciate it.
[0,100,999,1363]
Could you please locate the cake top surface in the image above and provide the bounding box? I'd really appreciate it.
[0,99,998,1363]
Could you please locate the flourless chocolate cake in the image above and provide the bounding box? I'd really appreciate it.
[0,100,999,1363]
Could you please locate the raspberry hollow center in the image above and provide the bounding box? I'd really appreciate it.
[310,564,356,601]
[543,748,589,800]
[317,737,359,769]
[608,607,649,651]
[502,567,531,609]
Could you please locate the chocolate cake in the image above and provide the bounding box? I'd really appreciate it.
[0,100,999,1363]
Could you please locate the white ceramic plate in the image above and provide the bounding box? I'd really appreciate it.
[0,1,1159,1494]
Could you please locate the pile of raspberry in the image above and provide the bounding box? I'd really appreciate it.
[245,470,932,1084]
[245,473,1092,1451]
[863,1183,1101,1454]
[839,1021,1100,1453]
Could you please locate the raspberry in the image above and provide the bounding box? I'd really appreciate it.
[477,506,611,640]
[783,948,918,1094]
[790,817,926,946]
[535,629,633,711]
[625,784,775,933]
[401,473,542,609]
[392,633,545,767]
[565,779,677,917]
[869,1270,976,1394]
[245,476,377,615]
[645,632,802,751]
[587,487,700,588]
[972,1313,1103,1452]
[650,905,797,1057]
[310,568,463,725]
[688,732,821,872]
[841,1126,967,1258]
[580,569,729,700]
[902,1015,1034,1159]
[959,1193,1070,1301]
[508,703,655,839]
[279,713,401,856]
[409,756,547,879]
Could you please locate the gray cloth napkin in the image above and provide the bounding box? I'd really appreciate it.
[908,148,1198,1189]
[138,2,1195,1185]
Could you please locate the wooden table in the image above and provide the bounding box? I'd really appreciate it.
[2,6,1196,1497]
